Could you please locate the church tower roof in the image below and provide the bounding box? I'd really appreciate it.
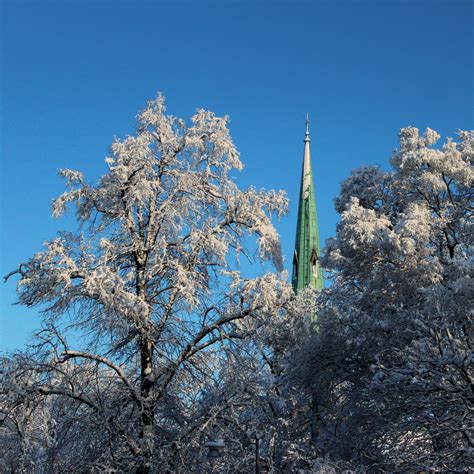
[292,115,324,293]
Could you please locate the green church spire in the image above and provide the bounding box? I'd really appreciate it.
[292,114,324,293]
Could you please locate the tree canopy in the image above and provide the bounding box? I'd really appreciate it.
[1,94,291,472]
[289,127,473,471]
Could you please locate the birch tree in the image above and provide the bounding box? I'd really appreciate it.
[2,94,291,472]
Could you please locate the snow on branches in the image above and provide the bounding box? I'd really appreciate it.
[2,94,291,472]
[289,127,473,471]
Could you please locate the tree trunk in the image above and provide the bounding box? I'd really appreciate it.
[138,337,154,474]
[137,256,154,474]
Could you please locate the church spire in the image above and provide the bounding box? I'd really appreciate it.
[292,114,324,293]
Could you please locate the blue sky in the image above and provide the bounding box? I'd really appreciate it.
[1,0,472,351]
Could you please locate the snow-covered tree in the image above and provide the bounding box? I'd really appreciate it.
[172,313,349,473]
[2,94,292,472]
[289,128,473,471]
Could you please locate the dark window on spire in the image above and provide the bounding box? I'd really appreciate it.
[311,250,318,278]
[293,250,298,279]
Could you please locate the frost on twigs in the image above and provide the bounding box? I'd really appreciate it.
[288,127,473,472]
[2,93,291,472]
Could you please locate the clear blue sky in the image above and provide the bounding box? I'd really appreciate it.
[1,0,472,351]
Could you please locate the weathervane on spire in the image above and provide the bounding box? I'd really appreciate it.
[305,113,310,142]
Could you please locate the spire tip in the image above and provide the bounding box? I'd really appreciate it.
[305,113,310,142]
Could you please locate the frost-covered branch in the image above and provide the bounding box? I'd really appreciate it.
[58,351,139,401]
